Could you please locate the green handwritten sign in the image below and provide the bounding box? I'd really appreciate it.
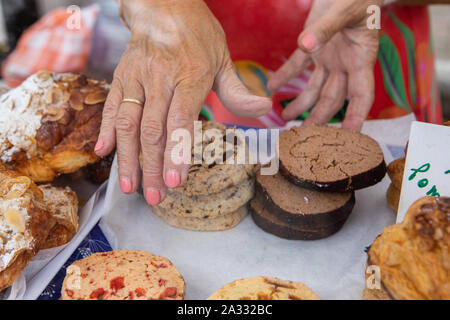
[397,121,450,222]
[407,163,443,197]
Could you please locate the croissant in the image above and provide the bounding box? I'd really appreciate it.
[38,184,78,250]
[0,71,109,182]
[0,169,52,291]
[0,167,79,290]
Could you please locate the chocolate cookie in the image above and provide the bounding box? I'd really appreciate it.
[279,125,386,192]
[255,172,355,229]
[250,194,351,240]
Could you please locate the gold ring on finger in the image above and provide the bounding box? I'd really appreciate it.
[122,98,144,107]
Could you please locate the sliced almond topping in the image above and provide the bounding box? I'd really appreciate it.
[84,90,107,105]
[50,87,64,105]
[23,94,32,108]
[1,93,9,103]
[6,208,26,233]
[63,74,80,82]
[44,105,60,115]
[28,136,37,145]
[61,90,71,104]
[1,176,31,199]
[69,90,84,111]
[4,97,14,110]
[44,108,66,122]
[44,89,54,104]
[37,70,51,81]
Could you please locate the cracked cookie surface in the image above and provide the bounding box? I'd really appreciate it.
[279,125,386,192]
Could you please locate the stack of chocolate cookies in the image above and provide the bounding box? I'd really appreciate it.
[151,122,256,231]
[250,125,386,240]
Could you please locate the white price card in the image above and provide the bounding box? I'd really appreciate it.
[397,121,450,222]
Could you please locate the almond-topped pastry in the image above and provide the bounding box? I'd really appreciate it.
[0,71,109,182]
[364,196,450,300]
[0,169,52,291]
[39,184,78,249]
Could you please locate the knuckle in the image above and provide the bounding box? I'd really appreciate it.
[141,119,165,146]
[116,154,135,172]
[116,115,139,133]
[102,103,118,119]
[167,106,193,131]
[142,165,163,178]
[100,111,115,127]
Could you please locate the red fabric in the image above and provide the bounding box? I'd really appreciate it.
[206,0,311,71]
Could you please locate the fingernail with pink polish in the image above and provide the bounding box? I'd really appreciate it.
[94,140,104,153]
[120,177,132,193]
[165,170,181,188]
[301,33,317,51]
[145,189,161,205]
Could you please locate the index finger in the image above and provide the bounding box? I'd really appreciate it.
[163,81,211,189]
[267,49,311,93]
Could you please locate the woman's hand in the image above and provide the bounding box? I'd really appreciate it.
[268,0,383,131]
[95,0,272,204]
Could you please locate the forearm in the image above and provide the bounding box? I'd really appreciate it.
[117,0,205,34]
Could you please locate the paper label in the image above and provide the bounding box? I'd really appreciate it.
[396,121,450,222]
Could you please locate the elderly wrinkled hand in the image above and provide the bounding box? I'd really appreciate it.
[268,0,383,131]
[95,0,272,204]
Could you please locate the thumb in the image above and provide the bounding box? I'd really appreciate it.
[298,3,364,53]
[213,59,272,118]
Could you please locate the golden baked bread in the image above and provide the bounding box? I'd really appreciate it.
[39,184,78,249]
[208,276,320,300]
[0,71,109,182]
[0,169,52,290]
[386,157,405,190]
[386,157,405,214]
[365,196,450,300]
[386,182,401,212]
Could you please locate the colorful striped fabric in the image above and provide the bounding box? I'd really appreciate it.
[204,1,443,127]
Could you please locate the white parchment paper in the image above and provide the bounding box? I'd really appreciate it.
[99,115,415,300]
